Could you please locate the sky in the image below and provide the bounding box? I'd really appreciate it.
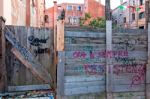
[45,0,127,9]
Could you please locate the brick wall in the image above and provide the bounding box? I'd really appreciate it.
[85,0,105,18]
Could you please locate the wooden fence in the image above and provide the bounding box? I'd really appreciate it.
[0,17,150,99]
[0,16,54,93]
[57,26,148,99]
[5,26,54,86]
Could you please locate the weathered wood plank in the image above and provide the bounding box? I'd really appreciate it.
[11,48,52,85]
[113,28,147,34]
[113,92,145,99]
[0,16,7,92]
[65,63,105,76]
[65,51,147,59]
[65,37,105,44]
[58,93,105,99]
[15,26,27,85]
[57,51,65,95]
[64,81,105,89]
[4,28,52,85]
[65,31,106,38]
[65,76,105,83]
[57,20,64,51]
[8,84,51,92]
[65,58,106,64]
[65,44,106,51]
[113,84,145,92]
[65,58,146,65]
[146,23,150,99]
[106,21,113,99]
[64,85,105,95]
[65,44,147,51]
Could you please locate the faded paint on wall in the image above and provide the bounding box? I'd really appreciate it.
[0,0,45,27]
[11,0,26,26]
[112,0,146,29]
[0,0,3,17]
[0,0,12,25]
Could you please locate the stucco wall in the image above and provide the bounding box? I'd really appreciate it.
[0,0,3,17]
[0,0,12,25]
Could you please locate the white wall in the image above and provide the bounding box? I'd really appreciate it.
[3,0,12,25]
[0,0,4,16]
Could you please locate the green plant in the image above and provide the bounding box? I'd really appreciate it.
[89,17,106,28]
[85,13,91,20]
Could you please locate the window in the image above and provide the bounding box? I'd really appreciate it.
[73,18,77,23]
[139,26,144,29]
[133,0,135,6]
[140,0,144,5]
[67,6,72,10]
[44,15,49,23]
[68,17,71,23]
[132,13,135,21]
[124,17,126,23]
[77,6,82,11]
[139,12,144,19]
[115,20,117,24]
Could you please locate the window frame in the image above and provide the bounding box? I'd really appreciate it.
[67,5,73,11]
[139,12,144,19]
[77,6,82,11]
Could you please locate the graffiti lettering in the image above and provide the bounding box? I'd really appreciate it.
[28,35,49,46]
[115,57,136,65]
[72,50,128,58]
[113,64,146,87]
[73,51,87,58]
[84,64,105,75]
[34,48,50,54]
[66,64,105,75]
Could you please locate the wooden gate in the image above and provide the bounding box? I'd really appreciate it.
[0,17,54,93]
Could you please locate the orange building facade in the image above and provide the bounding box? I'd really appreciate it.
[45,3,84,27]
[45,0,105,28]
[84,0,105,18]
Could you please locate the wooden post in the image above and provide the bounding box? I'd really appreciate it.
[56,19,65,98]
[105,0,113,98]
[56,20,64,51]
[145,0,150,29]
[53,1,57,88]
[0,16,7,92]
[146,23,150,99]
[146,0,150,98]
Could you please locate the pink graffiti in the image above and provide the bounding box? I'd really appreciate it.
[84,64,105,75]
[72,50,128,59]
[73,51,87,58]
[113,64,146,87]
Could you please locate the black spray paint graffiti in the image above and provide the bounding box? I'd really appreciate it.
[115,57,136,65]
[34,48,50,54]
[28,35,50,54]
[28,35,49,46]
